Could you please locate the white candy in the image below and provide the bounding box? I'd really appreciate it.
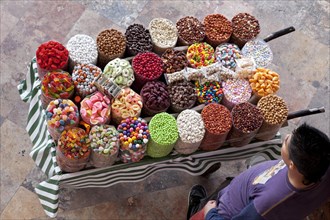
[67,34,98,65]
[176,109,205,143]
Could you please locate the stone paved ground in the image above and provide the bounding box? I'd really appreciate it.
[1,0,329,219]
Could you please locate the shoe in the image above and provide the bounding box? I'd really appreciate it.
[187,185,207,220]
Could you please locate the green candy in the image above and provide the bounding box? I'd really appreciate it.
[147,112,178,158]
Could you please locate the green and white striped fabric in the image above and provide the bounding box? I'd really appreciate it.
[18,58,282,218]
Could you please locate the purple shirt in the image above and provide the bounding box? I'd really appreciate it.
[217,160,330,220]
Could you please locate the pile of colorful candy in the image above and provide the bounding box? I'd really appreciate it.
[117,117,150,163]
[41,70,74,108]
[56,127,91,172]
[45,99,79,140]
[186,42,215,68]
[89,125,119,167]
[195,81,223,104]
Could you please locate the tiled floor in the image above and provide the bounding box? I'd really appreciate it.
[0,0,329,219]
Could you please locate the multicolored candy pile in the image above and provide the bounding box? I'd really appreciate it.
[58,127,91,160]
[117,117,150,163]
[195,81,223,104]
[46,99,79,140]
[186,42,215,68]
[41,70,74,108]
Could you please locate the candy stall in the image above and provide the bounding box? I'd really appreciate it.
[18,13,325,218]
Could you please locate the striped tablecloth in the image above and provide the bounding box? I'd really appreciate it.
[18,58,282,218]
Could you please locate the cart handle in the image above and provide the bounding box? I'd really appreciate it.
[287,107,325,120]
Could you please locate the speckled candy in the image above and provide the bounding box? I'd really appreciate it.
[221,78,252,110]
[89,125,119,168]
[46,99,80,141]
[72,63,102,98]
[147,112,178,158]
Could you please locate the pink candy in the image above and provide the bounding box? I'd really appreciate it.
[80,92,111,125]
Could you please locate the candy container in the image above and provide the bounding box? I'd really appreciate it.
[248,67,280,104]
[186,42,215,69]
[117,117,150,163]
[89,125,119,168]
[161,49,188,74]
[80,92,111,126]
[147,113,178,158]
[36,40,69,79]
[111,87,143,125]
[176,16,205,46]
[175,110,205,154]
[72,63,102,98]
[96,29,126,69]
[230,13,260,48]
[203,14,233,47]
[149,18,178,55]
[227,102,263,147]
[256,95,288,140]
[195,81,223,104]
[125,24,153,56]
[131,52,164,91]
[168,81,196,113]
[140,81,171,116]
[41,70,74,109]
[215,43,242,71]
[200,103,232,151]
[46,99,80,141]
[103,58,135,88]
[66,34,98,72]
[56,127,91,173]
[221,78,252,110]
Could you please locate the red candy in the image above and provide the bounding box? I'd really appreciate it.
[132,52,163,80]
[36,40,69,70]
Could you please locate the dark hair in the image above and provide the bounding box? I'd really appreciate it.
[288,123,330,185]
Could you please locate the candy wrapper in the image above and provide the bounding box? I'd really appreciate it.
[103,58,135,87]
[111,87,143,125]
[41,70,74,109]
[164,69,186,85]
[93,74,122,99]
[80,92,111,126]
[56,127,91,173]
[46,99,80,141]
[118,117,150,163]
[235,57,256,79]
[89,125,119,168]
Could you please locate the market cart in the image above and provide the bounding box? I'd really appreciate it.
[18,58,325,218]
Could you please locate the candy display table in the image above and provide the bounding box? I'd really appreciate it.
[18,58,282,218]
